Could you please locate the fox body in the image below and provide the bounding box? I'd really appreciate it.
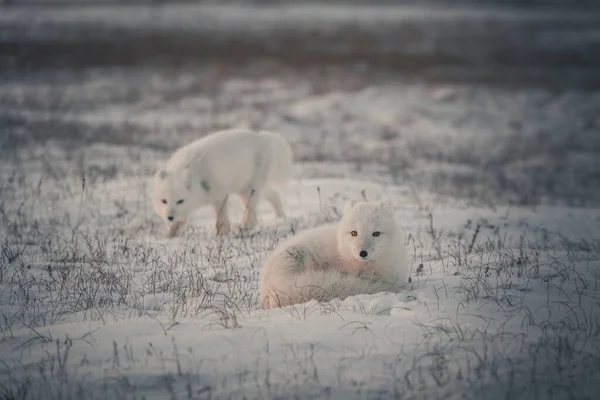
[152,129,293,237]
[259,199,409,309]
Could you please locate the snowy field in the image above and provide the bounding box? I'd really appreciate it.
[1,65,599,399]
[2,3,600,399]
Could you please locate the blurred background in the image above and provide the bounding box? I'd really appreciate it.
[1,0,599,207]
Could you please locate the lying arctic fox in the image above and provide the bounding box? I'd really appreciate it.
[152,129,293,237]
[259,199,409,309]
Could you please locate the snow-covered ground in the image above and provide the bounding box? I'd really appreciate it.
[2,66,599,205]
[1,171,600,398]
[1,2,600,396]
[1,64,600,399]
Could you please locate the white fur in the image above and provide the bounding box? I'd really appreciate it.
[152,129,293,237]
[259,199,409,309]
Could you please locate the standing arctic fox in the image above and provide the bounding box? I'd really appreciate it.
[259,199,409,309]
[152,129,293,237]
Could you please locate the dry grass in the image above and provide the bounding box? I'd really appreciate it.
[1,167,599,399]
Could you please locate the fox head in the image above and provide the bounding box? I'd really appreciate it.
[152,168,211,223]
[337,199,398,264]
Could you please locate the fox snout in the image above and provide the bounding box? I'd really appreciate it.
[359,250,368,259]
[163,208,177,222]
[165,206,179,222]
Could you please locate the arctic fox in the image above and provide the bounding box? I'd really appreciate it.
[152,129,293,237]
[259,199,409,309]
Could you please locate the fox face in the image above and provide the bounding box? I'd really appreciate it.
[152,167,214,224]
[337,199,397,265]
[152,169,195,223]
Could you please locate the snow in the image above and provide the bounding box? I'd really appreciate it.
[3,69,599,205]
[1,4,600,395]
[1,150,600,398]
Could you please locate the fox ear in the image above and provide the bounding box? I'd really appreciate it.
[379,198,395,216]
[343,199,358,215]
[201,180,210,192]
[380,198,394,210]
[177,166,195,191]
[157,170,167,180]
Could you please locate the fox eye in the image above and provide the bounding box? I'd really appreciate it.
[350,231,358,237]
[372,231,381,237]
[176,199,184,205]
[161,199,167,204]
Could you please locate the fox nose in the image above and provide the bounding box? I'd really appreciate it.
[167,216,174,221]
[359,250,368,258]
